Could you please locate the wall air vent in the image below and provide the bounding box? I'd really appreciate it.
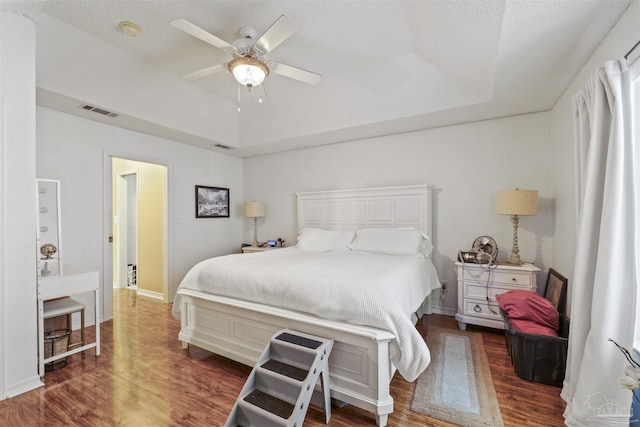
[80,104,118,118]
[214,144,233,150]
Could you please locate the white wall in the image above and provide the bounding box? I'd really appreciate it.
[244,112,553,312]
[550,0,640,311]
[36,106,244,320]
[1,13,42,398]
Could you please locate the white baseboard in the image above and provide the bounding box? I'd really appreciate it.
[70,316,96,331]
[136,289,164,300]
[430,306,457,316]
[6,375,43,398]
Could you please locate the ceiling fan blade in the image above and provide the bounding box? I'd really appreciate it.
[255,15,299,54]
[271,62,321,85]
[183,63,227,82]
[170,19,233,51]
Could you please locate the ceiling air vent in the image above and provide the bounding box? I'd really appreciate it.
[214,144,233,150]
[80,104,118,118]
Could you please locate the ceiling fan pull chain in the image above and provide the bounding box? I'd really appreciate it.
[237,84,241,113]
[259,85,266,104]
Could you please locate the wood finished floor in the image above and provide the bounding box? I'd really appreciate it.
[0,289,566,426]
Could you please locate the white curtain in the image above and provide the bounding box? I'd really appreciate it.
[563,59,638,425]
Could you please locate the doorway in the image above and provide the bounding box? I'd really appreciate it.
[111,157,167,301]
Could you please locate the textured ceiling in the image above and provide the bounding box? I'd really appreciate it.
[1,0,633,157]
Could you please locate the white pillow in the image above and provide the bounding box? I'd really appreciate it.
[348,228,433,257]
[296,228,356,252]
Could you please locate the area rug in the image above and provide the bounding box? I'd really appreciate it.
[411,327,504,427]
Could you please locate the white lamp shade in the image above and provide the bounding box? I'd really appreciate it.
[245,201,265,218]
[496,189,538,216]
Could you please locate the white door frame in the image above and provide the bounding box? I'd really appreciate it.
[0,97,6,400]
[102,150,170,321]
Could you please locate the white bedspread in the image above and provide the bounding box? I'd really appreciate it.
[173,248,440,381]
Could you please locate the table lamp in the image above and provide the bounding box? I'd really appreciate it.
[496,189,538,264]
[245,201,265,247]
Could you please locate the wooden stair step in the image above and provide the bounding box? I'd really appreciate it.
[261,359,308,382]
[243,389,294,420]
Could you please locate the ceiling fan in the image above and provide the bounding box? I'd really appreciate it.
[170,15,321,90]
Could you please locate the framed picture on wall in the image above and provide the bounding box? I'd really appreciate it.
[195,185,230,218]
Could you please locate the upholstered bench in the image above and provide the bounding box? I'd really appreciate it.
[43,297,85,349]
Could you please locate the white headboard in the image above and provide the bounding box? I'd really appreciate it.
[296,184,434,241]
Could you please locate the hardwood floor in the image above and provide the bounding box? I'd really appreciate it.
[0,289,566,426]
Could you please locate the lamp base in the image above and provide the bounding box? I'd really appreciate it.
[508,214,524,265]
[508,252,523,265]
[252,217,259,247]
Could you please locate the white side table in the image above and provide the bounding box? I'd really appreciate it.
[37,265,100,376]
[455,261,540,330]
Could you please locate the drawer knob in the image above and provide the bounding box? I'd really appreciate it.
[511,277,517,281]
[474,304,482,313]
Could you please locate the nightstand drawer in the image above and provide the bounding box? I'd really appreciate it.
[462,299,501,320]
[464,283,520,300]
[462,269,532,287]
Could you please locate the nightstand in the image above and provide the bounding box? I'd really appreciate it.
[455,261,540,331]
[241,246,282,253]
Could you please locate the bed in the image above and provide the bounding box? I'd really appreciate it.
[173,184,438,426]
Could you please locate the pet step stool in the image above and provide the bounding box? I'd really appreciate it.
[225,329,334,427]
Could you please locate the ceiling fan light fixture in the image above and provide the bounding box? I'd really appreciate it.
[228,56,269,88]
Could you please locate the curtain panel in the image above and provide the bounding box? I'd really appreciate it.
[563,59,638,425]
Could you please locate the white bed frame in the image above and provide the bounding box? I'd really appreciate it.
[177,184,434,426]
